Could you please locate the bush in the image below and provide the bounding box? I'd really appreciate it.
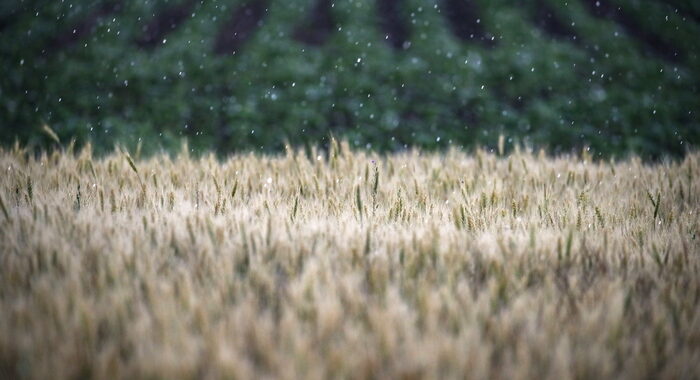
[1,0,698,158]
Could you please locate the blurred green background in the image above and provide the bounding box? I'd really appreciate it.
[1,0,698,157]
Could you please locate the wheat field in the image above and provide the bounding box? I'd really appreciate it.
[0,140,698,379]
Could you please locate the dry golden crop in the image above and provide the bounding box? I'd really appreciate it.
[0,141,699,379]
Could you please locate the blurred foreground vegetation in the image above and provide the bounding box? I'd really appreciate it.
[1,146,699,378]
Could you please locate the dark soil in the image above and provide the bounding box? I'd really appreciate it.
[376,0,409,50]
[293,0,335,46]
[580,0,682,62]
[0,0,49,33]
[47,1,123,53]
[658,0,700,23]
[135,0,197,49]
[531,0,580,43]
[213,1,269,56]
[441,0,493,46]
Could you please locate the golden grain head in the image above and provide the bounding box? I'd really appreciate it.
[0,145,698,379]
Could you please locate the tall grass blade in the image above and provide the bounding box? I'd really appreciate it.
[41,124,61,145]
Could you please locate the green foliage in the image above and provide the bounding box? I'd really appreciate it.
[0,0,698,157]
